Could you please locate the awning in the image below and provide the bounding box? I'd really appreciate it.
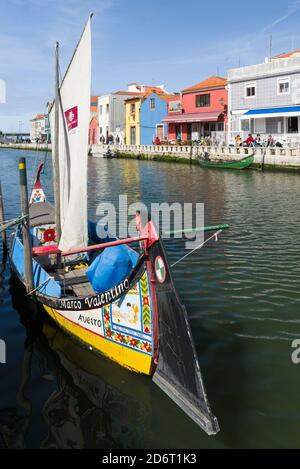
[162,111,222,124]
[244,106,300,119]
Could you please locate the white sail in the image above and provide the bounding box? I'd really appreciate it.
[50,17,91,251]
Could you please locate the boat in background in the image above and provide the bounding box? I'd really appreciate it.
[6,14,227,435]
[90,145,115,158]
[198,153,254,169]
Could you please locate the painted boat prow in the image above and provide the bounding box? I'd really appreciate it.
[150,239,219,435]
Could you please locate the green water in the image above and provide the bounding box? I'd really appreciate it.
[0,148,300,448]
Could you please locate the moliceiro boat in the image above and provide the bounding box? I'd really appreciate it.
[9,15,222,435]
[198,153,254,169]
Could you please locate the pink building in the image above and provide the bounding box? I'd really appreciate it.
[89,95,99,145]
[89,116,98,144]
[163,76,228,143]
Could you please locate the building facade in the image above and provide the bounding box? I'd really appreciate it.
[163,76,228,144]
[125,95,142,145]
[125,86,173,145]
[30,114,50,142]
[228,50,300,145]
[98,84,144,144]
[89,96,99,144]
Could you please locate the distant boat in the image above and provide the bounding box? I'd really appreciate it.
[90,145,115,158]
[7,15,226,435]
[198,153,254,169]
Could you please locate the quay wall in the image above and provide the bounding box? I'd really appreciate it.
[91,144,300,170]
[0,143,51,152]
[2,142,300,170]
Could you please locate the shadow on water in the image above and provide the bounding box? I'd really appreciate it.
[0,275,153,449]
[197,322,247,448]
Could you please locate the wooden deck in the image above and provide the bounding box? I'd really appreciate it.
[54,267,95,297]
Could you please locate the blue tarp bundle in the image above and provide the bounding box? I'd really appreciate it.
[86,245,139,294]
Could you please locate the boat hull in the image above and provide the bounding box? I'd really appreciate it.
[42,304,154,374]
[198,154,254,169]
[10,229,157,376]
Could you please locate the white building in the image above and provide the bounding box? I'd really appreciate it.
[228,50,300,146]
[98,83,169,144]
[30,114,50,142]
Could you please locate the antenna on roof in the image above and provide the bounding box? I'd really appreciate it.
[291,35,295,51]
[269,35,273,60]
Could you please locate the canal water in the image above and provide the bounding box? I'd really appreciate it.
[0,148,300,449]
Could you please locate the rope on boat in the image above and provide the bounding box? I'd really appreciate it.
[0,214,27,234]
[171,230,223,268]
[26,277,51,296]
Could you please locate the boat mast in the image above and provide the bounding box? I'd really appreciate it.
[53,42,62,254]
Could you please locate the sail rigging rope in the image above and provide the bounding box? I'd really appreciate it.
[0,214,27,233]
[26,277,51,296]
[171,230,222,268]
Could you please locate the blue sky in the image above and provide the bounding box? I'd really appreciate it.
[1,0,300,132]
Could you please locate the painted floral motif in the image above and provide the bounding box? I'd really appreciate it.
[102,272,153,355]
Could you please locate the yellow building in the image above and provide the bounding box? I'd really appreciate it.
[125,96,141,145]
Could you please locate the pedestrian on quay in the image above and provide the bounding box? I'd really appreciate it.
[235,134,242,146]
[266,134,275,147]
[244,133,254,146]
[255,134,262,146]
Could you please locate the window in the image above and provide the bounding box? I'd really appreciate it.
[241,119,250,132]
[266,117,284,134]
[150,98,155,110]
[196,94,210,107]
[130,103,135,114]
[106,104,109,113]
[278,77,290,95]
[254,118,265,133]
[99,105,103,115]
[245,82,256,98]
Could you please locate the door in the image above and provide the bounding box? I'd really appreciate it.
[156,125,164,141]
[187,123,192,141]
[175,125,181,141]
[287,116,299,133]
[130,126,136,145]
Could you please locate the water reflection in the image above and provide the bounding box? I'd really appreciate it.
[0,277,152,449]
[1,149,300,448]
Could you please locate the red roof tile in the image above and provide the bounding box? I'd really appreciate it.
[30,114,45,121]
[113,91,144,96]
[182,76,227,93]
[273,49,300,59]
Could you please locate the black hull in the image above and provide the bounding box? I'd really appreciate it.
[151,239,219,435]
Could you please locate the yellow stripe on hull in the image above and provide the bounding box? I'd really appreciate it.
[43,305,153,375]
